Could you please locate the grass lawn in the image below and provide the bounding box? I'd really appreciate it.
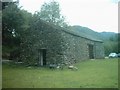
[2,58,118,88]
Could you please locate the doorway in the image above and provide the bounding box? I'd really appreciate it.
[88,44,94,59]
[38,49,46,66]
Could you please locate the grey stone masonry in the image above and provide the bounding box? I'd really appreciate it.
[21,19,104,66]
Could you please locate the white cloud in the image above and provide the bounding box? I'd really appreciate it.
[19,0,45,13]
[58,0,118,32]
[19,0,118,33]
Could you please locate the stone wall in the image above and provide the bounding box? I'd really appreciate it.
[60,31,105,64]
[21,20,104,65]
[94,42,105,59]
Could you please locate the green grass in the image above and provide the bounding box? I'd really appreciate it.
[2,58,118,88]
[0,64,2,89]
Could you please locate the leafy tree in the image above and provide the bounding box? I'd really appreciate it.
[36,0,68,27]
[2,2,24,46]
[103,33,120,56]
[2,2,32,60]
[117,33,120,53]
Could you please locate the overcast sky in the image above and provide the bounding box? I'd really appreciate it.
[19,0,119,33]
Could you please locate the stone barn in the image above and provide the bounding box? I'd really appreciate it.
[21,19,104,66]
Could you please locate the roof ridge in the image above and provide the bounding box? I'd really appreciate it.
[39,19,103,42]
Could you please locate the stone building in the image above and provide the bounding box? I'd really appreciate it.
[21,19,104,66]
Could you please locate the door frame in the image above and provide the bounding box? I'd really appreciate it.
[88,44,94,59]
[38,48,46,66]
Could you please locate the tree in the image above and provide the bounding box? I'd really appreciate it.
[2,2,32,60]
[2,2,24,45]
[103,33,120,56]
[36,0,68,27]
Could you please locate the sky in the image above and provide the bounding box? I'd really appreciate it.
[18,0,119,33]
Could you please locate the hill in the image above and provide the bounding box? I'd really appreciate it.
[100,32,118,41]
[70,25,101,41]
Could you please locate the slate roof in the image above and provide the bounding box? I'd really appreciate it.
[40,19,103,42]
[61,27,103,42]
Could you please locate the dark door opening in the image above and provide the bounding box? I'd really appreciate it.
[38,49,46,66]
[88,44,94,59]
